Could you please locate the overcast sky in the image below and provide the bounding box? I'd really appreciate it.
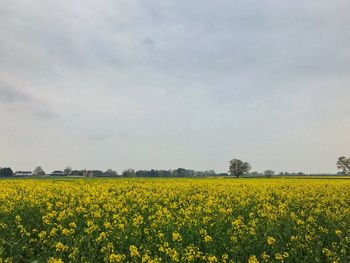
[1,0,349,173]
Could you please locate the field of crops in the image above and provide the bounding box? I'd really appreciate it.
[0,178,349,262]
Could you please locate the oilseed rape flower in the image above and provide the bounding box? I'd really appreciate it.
[55,242,68,252]
[0,178,349,262]
[129,245,140,257]
[172,232,182,242]
[109,253,125,262]
[267,236,276,246]
[61,228,70,236]
[48,257,64,263]
[204,235,213,243]
[248,255,259,263]
[207,254,218,262]
[335,230,342,236]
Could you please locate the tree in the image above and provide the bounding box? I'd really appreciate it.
[71,170,84,176]
[337,156,350,175]
[0,167,14,177]
[105,169,118,177]
[173,168,188,177]
[158,170,171,177]
[33,166,45,176]
[264,170,275,178]
[64,166,72,175]
[250,171,260,177]
[229,159,251,178]
[122,168,135,177]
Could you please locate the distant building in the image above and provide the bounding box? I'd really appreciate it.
[83,170,103,177]
[15,171,32,176]
[84,170,93,177]
[51,171,65,176]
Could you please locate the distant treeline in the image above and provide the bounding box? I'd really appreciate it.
[2,155,349,178]
[74,168,228,178]
[128,168,228,178]
[0,166,228,178]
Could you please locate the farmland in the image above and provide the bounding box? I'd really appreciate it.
[0,178,349,262]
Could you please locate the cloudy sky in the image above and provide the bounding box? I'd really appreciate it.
[1,0,349,173]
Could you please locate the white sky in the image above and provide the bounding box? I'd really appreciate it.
[1,0,349,173]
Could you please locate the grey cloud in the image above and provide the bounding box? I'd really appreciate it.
[0,81,57,120]
[0,82,32,104]
[0,0,349,173]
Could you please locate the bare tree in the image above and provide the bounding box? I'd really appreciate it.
[64,166,72,175]
[229,159,251,178]
[122,168,135,177]
[264,170,275,178]
[337,156,350,175]
[105,169,118,177]
[33,166,45,176]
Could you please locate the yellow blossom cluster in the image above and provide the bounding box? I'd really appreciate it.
[0,178,349,262]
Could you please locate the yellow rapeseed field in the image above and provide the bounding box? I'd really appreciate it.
[0,178,349,262]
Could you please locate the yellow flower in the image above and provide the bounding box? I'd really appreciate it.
[96,232,107,242]
[322,248,333,257]
[165,248,179,262]
[130,245,140,257]
[204,235,213,243]
[15,215,22,223]
[48,257,64,263]
[68,248,79,260]
[1,177,350,263]
[38,231,47,240]
[248,255,259,263]
[62,228,70,236]
[55,242,68,252]
[109,253,124,262]
[261,252,270,261]
[207,255,218,262]
[275,253,284,261]
[267,236,276,246]
[335,230,342,236]
[222,253,229,262]
[172,232,182,242]
[50,228,58,237]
